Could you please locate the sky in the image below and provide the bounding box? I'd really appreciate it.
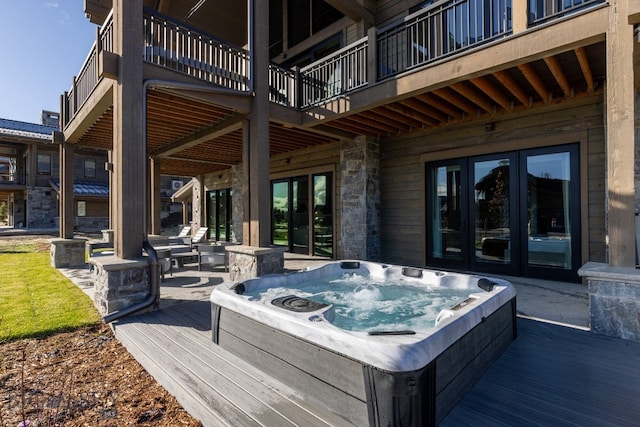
[0,2,97,124]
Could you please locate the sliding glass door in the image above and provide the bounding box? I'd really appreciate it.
[426,144,580,280]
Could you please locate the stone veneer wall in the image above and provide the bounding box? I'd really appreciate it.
[579,262,640,342]
[27,187,58,228]
[91,257,152,316]
[340,136,380,260]
[227,245,285,282]
[232,164,243,243]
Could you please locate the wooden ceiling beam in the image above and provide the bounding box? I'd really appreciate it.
[326,119,380,137]
[346,114,400,134]
[470,76,512,112]
[433,88,478,117]
[359,110,411,132]
[385,103,438,127]
[399,98,448,123]
[377,106,425,129]
[493,70,531,107]
[518,63,550,103]
[574,47,595,94]
[151,113,244,158]
[451,82,494,114]
[415,93,462,120]
[544,56,572,98]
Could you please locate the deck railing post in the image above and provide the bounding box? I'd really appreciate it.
[367,27,377,86]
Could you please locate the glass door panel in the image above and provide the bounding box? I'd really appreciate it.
[472,156,514,268]
[427,161,467,268]
[207,191,217,240]
[313,173,333,257]
[291,176,310,254]
[272,181,289,247]
[525,151,573,270]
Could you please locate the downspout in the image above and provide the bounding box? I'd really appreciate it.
[103,0,255,323]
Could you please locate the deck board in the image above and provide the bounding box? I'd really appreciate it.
[441,318,640,426]
[112,300,354,427]
[110,298,640,427]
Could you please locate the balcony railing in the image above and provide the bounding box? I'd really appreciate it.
[299,39,368,108]
[143,11,250,91]
[63,0,605,126]
[64,13,114,126]
[529,0,603,26]
[378,0,512,80]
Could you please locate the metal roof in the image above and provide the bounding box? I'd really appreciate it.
[49,178,109,197]
[0,118,58,141]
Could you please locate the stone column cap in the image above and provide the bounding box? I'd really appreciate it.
[578,261,640,282]
[226,245,287,256]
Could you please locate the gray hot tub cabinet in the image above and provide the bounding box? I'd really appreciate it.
[211,297,517,426]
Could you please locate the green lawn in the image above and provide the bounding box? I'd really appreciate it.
[0,241,100,341]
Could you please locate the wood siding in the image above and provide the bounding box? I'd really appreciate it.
[379,97,606,268]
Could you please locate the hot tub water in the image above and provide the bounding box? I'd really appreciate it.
[244,272,474,332]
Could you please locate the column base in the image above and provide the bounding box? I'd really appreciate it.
[90,255,153,316]
[578,262,640,342]
[50,238,87,268]
[226,245,286,282]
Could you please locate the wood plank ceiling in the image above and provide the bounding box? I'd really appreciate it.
[318,41,605,139]
[71,41,604,178]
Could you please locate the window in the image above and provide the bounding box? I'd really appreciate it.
[84,159,96,178]
[77,201,87,217]
[37,153,51,175]
[207,189,232,241]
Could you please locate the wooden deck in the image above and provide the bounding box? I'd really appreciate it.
[112,296,640,426]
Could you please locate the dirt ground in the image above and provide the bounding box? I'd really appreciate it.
[0,235,203,426]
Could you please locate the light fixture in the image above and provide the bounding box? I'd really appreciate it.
[485,122,495,132]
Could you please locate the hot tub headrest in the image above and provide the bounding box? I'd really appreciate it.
[401,267,423,278]
[340,261,361,269]
[232,283,246,294]
[477,278,497,292]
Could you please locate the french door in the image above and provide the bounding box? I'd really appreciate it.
[272,172,334,257]
[426,144,580,281]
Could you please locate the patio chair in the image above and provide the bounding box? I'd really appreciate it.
[177,225,191,238]
[191,226,209,245]
[155,248,172,280]
[198,244,226,271]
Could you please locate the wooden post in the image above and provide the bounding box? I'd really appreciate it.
[149,157,161,235]
[606,0,635,267]
[247,0,271,247]
[367,26,377,87]
[512,0,528,34]
[59,140,74,239]
[112,0,144,258]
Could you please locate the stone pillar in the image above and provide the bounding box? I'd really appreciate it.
[192,176,204,232]
[579,263,640,341]
[50,238,86,268]
[90,256,152,316]
[232,164,243,243]
[340,136,380,261]
[226,245,286,282]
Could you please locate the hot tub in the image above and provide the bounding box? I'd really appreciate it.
[210,261,516,426]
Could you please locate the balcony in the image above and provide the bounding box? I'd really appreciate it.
[62,0,606,128]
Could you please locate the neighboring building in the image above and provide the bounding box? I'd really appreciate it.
[58,1,640,340]
[0,111,111,231]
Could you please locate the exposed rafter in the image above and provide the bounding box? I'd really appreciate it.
[493,70,531,107]
[518,63,550,103]
[574,47,595,94]
[544,56,572,98]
